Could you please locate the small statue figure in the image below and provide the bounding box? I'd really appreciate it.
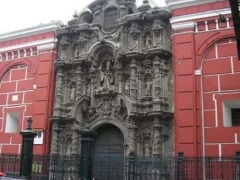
[144,141,151,156]
[145,80,152,96]
[99,59,114,90]
[70,83,76,101]
[125,79,130,93]
[145,34,152,48]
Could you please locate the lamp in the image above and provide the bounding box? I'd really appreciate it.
[27,117,33,130]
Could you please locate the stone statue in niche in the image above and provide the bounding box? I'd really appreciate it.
[152,20,163,48]
[99,58,114,91]
[129,23,140,52]
[58,36,70,60]
[144,141,151,156]
[145,33,152,48]
[65,140,72,155]
[144,76,152,96]
[70,83,76,101]
[124,78,130,93]
[74,44,80,58]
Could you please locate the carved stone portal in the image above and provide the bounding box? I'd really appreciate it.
[51,0,173,162]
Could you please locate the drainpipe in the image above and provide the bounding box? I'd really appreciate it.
[200,66,206,180]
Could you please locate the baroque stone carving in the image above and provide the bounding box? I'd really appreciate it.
[51,0,173,164]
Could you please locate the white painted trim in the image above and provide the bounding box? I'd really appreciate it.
[0,38,57,53]
[172,21,195,31]
[170,8,231,24]
[166,0,219,10]
[37,42,56,52]
[0,21,63,42]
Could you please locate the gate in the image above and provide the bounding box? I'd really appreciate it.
[92,124,124,180]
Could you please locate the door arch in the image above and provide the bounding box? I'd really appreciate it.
[92,124,124,180]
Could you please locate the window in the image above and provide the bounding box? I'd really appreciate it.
[104,7,118,32]
[5,112,20,133]
[223,100,240,127]
[232,108,240,126]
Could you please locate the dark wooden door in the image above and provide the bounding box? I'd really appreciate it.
[92,124,124,180]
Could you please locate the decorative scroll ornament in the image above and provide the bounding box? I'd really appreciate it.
[87,98,127,122]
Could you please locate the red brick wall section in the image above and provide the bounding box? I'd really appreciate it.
[0,31,56,155]
[202,37,240,157]
[0,65,34,154]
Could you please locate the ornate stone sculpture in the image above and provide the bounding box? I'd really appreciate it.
[99,59,114,91]
[51,1,173,171]
[129,23,140,52]
[145,33,152,48]
[152,19,163,48]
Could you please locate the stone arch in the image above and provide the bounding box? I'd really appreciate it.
[70,95,91,120]
[88,40,118,60]
[90,118,129,146]
[196,30,235,68]
[0,59,37,82]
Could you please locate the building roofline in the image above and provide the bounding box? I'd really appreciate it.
[0,21,63,42]
[165,0,220,10]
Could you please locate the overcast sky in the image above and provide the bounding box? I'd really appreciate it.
[0,0,165,34]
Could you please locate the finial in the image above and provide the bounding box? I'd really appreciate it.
[73,10,78,18]
[27,117,33,130]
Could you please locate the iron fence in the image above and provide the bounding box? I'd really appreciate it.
[0,154,49,180]
[1,153,240,180]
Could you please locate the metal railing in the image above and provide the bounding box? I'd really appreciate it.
[1,153,240,180]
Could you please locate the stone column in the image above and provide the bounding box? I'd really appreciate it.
[53,67,64,116]
[130,58,138,101]
[152,116,162,156]
[71,127,79,155]
[153,55,161,101]
[51,121,60,154]
[75,65,82,99]
[128,119,137,154]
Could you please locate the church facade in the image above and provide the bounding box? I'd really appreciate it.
[50,0,173,160]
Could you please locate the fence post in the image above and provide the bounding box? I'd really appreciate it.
[236,151,240,179]
[19,117,37,180]
[128,152,136,180]
[177,152,184,180]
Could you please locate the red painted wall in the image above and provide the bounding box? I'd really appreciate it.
[0,32,56,155]
[173,1,240,157]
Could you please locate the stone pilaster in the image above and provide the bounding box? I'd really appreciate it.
[53,67,64,116]
[130,58,138,101]
[75,65,82,99]
[153,55,161,101]
[51,121,60,154]
[128,119,137,154]
[71,127,79,155]
[152,116,162,156]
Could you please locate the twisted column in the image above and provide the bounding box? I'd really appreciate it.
[75,65,82,99]
[51,121,60,154]
[153,56,161,101]
[128,119,137,154]
[130,58,138,101]
[152,116,162,156]
[53,67,64,116]
[71,128,79,155]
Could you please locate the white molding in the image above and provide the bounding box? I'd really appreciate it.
[0,21,63,42]
[170,8,231,24]
[166,0,220,10]
[172,21,195,31]
[37,42,56,52]
[0,38,57,53]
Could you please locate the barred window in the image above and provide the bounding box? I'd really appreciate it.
[232,108,240,126]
